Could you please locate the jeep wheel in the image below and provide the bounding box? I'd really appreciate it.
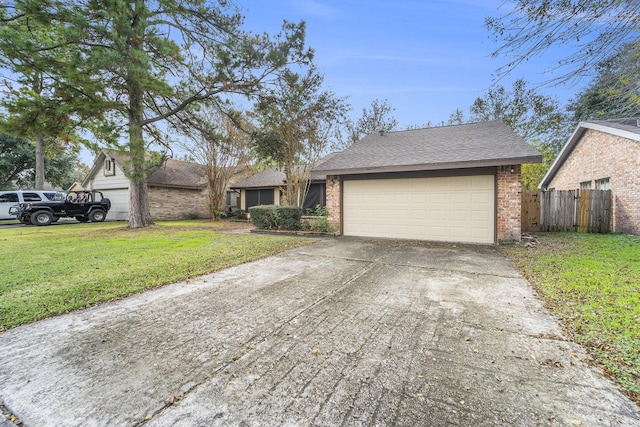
[89,209,106,222]
[30,210,53,226]
[18,215,31,225]
[76,216,89,223]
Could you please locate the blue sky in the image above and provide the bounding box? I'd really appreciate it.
[241,0,584,128]
[77,0,586,165]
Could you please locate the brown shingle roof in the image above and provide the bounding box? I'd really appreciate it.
[107,151,207,189]
[314,120,541,175]
[231,166,328,189]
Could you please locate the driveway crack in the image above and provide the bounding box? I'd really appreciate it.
[135,252,389,426]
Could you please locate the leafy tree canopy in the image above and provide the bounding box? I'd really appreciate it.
[568,40,640,122]
[251,67,349,207]
[447,79,570,189]
[0,132,86,190]
[0,0,312,227]
[486,0,640,86]
[345,99,398,146]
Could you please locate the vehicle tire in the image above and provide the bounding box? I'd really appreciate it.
[30,210,53,226]
[89,209,106,222]
[18,215,31,225]
[76,216,90,223]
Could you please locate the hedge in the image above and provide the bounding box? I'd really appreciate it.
[249,205,302,230]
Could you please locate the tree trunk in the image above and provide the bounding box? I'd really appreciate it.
[126,0,154,229]
[127,102,154,228]
[35,135,45,190]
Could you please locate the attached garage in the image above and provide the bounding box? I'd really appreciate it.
[100,188,130,221]
[343,174,495,244]
[313,121,543,244]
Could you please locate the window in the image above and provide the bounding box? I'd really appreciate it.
[0,193,18,203]
[595,178,610,190]
[23,192,43,202]
[580,181,592,190]
[226,190,239,208]
[104,159,115,176]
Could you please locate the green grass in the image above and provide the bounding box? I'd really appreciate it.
[501,232,640,402]
[0,220,312,331]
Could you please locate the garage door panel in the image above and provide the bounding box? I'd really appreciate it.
[343,175,495,244]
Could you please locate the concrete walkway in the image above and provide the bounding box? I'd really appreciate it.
[1,239,638,426]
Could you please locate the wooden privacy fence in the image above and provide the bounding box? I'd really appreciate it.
[521,189,612,233]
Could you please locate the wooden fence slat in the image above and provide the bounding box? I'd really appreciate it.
[521,189,611,234]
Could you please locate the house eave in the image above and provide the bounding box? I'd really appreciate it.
[230,178,326,190]
[540,120,640,189]
[314,156,542,176]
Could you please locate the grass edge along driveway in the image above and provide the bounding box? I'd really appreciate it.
[500,232,640,404]
[0,220,312,332]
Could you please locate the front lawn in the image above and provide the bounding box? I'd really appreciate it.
[501,232,640,403]
[0,220,312,331]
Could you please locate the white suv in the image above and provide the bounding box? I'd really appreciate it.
[0,191,57,220]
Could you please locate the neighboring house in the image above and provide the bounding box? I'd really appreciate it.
[82,150,210,220]
[230,166,327,213]
[313,121,541,244]
[67,182,85,191]
[539,118,640,234]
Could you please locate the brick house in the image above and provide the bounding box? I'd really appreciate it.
[539,118,640,234]
[82,150,211,220]
[313,121,541,244]
[230,166,327,213]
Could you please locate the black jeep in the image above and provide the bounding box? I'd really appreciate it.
[10,190,111,226]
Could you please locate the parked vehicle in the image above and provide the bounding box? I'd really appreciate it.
[0,190,56,220]
[9,190,111,226]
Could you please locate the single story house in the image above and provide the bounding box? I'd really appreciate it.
[313,121,542,244]
[230,166,327,213]
[539,118,640,234]
[83,150,211,220]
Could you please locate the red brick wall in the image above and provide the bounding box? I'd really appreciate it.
[497,165,522,242]
[548,129,640,234]
[326,176,341,233]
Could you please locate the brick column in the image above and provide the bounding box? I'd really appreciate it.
[497,165,522,242]
[326,175,341,234]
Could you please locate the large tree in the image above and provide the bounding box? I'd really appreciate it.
[568,40,640,122]
[0,132,86,190]
[174,104,253,219]
[1,0,311,228]
[486,1,640,86]
[345,99,398,146]
[0,13,83,190]
[251,67,348,207]
[448,79,569,189]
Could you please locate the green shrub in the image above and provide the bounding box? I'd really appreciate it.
[249,205,277,229]
[310,216,334,233]
[274,206,303,230]
[249,205,302,230]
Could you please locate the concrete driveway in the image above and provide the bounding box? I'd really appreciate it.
[1,239,638,426]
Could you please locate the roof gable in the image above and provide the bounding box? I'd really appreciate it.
[539,118,640,188]
[313,120,541,175]
[82,150,207,189]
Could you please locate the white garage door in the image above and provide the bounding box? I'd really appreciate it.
[343,175,495,244]
[99,188,129,221]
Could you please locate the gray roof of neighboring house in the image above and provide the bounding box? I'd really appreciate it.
[540,118,640,188]
[230,166,328,189]
[313,120,541,175]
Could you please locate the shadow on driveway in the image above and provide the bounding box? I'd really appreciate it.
[1,238,638,426]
